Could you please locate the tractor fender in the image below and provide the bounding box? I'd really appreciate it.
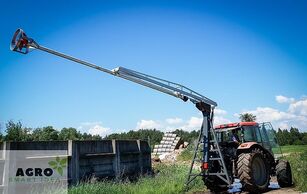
[237,142,258,150]
[237,142,274,160]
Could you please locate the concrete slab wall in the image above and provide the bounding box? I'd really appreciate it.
[0,140,151,185]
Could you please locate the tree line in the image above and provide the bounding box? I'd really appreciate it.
[0,120,201,146]
[105,129,200,147]
[0,120,306,146]
[275,127,307,146]
[1,120,102,141]
[0,120,199,147]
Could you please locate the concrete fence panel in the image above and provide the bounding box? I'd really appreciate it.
[0,140,151,185]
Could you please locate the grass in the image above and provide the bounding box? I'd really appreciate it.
[69,164,205,194]
[283,150,307,192]
[177,145,194,162]
[280,145,307,192]
[178,143,307,160]
[280,145,307,154]
[69,145,307,193]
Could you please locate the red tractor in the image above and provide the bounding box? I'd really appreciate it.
[203,122,293,193]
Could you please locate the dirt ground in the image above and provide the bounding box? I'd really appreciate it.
[193,187,299,194]
[193,186,299,194]
[262,177,299,194]
[192,176,300,194]
[263,187,299,194]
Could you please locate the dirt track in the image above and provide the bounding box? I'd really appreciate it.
[194,187,299,194]
[192,178,300,194]
[263,187,299,194]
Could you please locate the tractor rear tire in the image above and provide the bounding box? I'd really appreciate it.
[276,160,292,187]
[237,150,270,193]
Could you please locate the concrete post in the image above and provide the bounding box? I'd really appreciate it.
[112,140,120,178]
[137,140,143,173]
[68,140,79,184]
[2,142,10,194]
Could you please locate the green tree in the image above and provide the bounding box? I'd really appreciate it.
[81,132,92,140]
[80,132,102,140]
[91,134,102,140]
[0,123,3,141]
[31,128,42,141]
[42,126,59,140]
[58,127,82,140]
[31,126,59,141]
[239,113,256,122]
[289,127,301,145]
[105,129,164,148]
[276,128,286,146]
[282,129,291,145]
[302,133,307,145]
[5,120,30,141]
[172,129,199,143]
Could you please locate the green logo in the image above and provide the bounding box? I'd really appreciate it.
[48,156,67,176]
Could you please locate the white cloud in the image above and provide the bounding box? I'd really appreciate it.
[288,98,307,116]
[236,96,307,130]
[278,122,290,130]
[215,108,227,115]
[78,121,111,137]
[135,117,202,132]
[181,117,203,131]
[88,125,110,137]
[135,108,232,132]
[165,117,183,125]
[276,95,295,104]
[180,112,232,131]
[79,121,103,127]
[214,116,231,126]
[213,108,231,126]
[245,107,295,122]
[136,120,161,129]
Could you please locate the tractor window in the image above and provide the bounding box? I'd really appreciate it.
[259,122,282,158]
[223,131,231,142]
[242,125,264,143]
[216,131,222,142]
[261,123,278,145]
[216,131,232,142]
[216,129,242,143]
[254,126,262,143]
[259,125,270,143]
[242,126,255,142]
[216,131,225,142]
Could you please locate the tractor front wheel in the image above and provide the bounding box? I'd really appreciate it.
[237,150,270,193]
[276,160,292,187]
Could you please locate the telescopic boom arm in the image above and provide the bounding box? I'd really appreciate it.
[10,29,217,108]
[10,28,231,189]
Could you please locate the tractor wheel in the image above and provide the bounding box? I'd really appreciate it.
[276,160,292,187]
[237,150,270,193]
[204,176,228,193]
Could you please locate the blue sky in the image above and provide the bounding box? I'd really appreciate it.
[1,0,306,136]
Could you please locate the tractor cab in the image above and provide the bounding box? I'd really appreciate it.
[215,122,282,158]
